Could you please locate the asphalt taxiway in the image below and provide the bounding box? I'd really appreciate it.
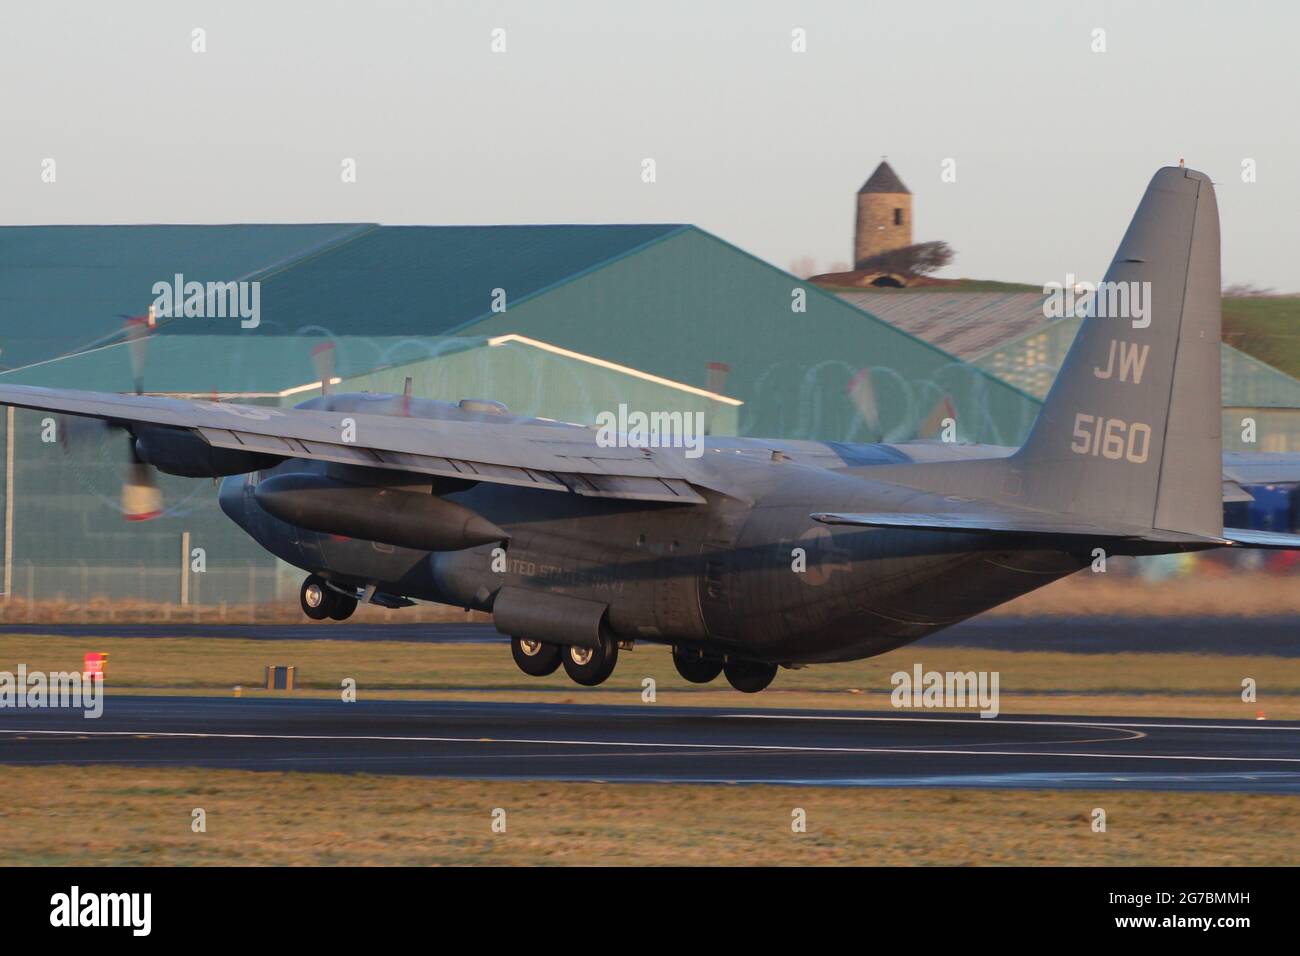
[1,695,1297,793]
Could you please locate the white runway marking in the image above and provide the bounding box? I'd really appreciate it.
[2,727,1298,765]
[721,714,1300,732]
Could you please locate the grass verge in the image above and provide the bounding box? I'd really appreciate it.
[1,767,1295,866]
[0,633,1296,718]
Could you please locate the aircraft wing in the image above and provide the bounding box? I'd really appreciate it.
[0,384,713,505]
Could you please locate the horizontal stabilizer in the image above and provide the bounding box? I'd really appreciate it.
[810,510,1226,547]
[1222,480,1254,503]
[1222,451,1300,486]
[1223,528,1300,550]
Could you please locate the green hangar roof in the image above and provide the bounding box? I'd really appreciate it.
[172,224,689,338]
[0,222,685,365]
[0,222,1041,447]
[0,224,370,369]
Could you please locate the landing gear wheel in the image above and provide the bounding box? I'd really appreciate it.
[562,634,619,686]
[300,576,331,620]
[672,647,723,684]
[723,658,778,694]
[327,595,358,621]
[512,636,562,676]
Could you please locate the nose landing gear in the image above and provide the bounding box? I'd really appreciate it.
[300,574,358,621]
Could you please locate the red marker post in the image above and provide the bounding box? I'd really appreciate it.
[82,652,108,683]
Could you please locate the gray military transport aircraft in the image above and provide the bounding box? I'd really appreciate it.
[2,165,1298,692]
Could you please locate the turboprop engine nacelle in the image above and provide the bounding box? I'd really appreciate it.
[254,473,508,552]
[133,424,284,477]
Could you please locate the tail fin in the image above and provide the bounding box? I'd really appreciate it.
[1011,166,1222,538]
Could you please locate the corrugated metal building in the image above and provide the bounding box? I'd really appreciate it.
[839,290,1300,453]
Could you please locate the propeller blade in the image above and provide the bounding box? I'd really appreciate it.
[124,315,151,395]
[847,368,883,442]
[704,362,730,435]
[122,458,163,521]
[917,394,957,440]
[56,414,115,454]
[312,342,337,396]
[122,434,162,521]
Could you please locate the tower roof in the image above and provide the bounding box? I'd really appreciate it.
[858,160,910,195]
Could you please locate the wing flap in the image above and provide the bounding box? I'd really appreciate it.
[561,473,706,503]
[199,425,586,493]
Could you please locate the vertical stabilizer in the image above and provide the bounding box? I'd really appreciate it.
[1011,166,1223,537]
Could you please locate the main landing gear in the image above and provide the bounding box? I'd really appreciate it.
[300,574,358,621]
[562,633,619,686]
[509,633,619,686]
[510,636,561,676]
[508,634,778,693]
[672,647,723,684]
[722,658,778,694]
[674,646,776,693]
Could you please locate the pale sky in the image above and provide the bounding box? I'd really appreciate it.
[1,0,1295,290]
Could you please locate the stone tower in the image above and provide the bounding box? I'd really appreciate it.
[854,160,912,268]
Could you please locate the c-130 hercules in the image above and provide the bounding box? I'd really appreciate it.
[2,166,1297,692]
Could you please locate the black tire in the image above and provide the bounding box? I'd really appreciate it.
[562,634,619,686]
[672,647,723,684]
[511,636,561,676]
[327,594,358,621]
[723,658,778,694]
[300,576,331,621]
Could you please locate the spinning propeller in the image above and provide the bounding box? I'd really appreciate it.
[120,315,162,520]
[59,314,162,521]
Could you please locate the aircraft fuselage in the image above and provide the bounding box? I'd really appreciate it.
[219,441,1087,665]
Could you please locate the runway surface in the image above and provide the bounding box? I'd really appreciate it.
[0,622,500,643]
[2,695,1298,792]
[6,615,1299,655]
